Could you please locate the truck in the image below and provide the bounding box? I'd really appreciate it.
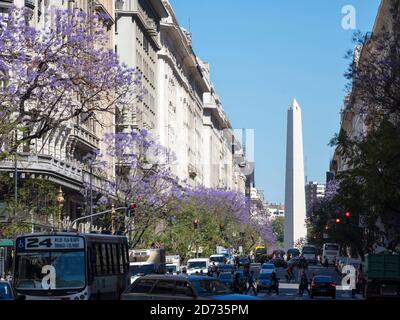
[364,252,400,299]
[166,255,180,274]
[129,249,166,283]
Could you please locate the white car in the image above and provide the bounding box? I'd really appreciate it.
[186,258,210,275]
[260,263,275,275]
[209,254,226,267]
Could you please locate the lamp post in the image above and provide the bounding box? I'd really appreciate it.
[56,187,65,231]
[89,165,93,232]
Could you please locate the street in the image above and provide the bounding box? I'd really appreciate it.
[248,265,364,301]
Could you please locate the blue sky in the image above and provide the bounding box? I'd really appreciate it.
[170,0,381,203]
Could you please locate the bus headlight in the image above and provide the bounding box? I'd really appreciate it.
[80,295,85,300]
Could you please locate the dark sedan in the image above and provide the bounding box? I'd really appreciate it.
[310,276,336,299]
[270,257,287,268]
[256,273,271,292]
[121,275,260,300]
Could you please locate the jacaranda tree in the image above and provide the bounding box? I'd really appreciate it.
[0,7,143,159]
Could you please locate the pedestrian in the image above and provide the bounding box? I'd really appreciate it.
[232,273,243,294]
[324,256,329,267]
[286,264,294,282]
[268,272,279,295]
[353,266,365,298]
[298,271,310,296]
[246,271,257,296]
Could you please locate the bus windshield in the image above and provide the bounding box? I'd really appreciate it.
[14,250,85,290]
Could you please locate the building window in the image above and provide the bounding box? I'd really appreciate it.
[143,36,149,53]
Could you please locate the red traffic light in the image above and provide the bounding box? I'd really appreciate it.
[336,218,341,223]
[345,212,351,218]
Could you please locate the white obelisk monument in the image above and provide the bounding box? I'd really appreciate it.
[284,98,307,251]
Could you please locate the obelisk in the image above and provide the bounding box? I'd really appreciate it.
[284,98,307,251]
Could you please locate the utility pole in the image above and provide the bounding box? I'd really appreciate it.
[14,130,18,213]
[111,204,116,235]
[89,165,93,232]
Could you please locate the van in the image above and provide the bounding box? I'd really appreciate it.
[186,258,210,275]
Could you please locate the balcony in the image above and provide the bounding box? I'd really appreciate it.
[70,124,100,150]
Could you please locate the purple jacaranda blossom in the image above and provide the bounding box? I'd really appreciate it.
[0,7,143,157]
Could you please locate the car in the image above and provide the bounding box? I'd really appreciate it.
[270,257,287,268]
[218,264,234,274]
[287,257,300,267]
[129,262,157,283]
[310,276,336,299]
[120,275,261,300]
[238,257,250,269]
[256,272,272,292]
[250,263,262,279]
[0,280,25,300]
[260,263,276,275]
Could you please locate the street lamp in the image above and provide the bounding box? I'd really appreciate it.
[56,187,65,231]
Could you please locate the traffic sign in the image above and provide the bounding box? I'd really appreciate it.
[359,215,368,228]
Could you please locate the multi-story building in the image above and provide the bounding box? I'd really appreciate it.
[0,0,116,225]
[115,0,167,133]
[157,0,210,187]
[267,203,285,220]
[330,0,394,176]
[305,181,325,217]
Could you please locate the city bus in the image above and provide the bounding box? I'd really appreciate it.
[322,243,340,265]
[13,232,130,300]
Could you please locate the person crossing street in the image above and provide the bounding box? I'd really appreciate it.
[245,271,258,296]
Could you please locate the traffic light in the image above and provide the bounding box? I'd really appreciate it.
[345,212,351,224]
[126,202,136,217]
[193,219,200,229]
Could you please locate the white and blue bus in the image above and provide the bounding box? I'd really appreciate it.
[322,243,340,265]
[13,232,129,300]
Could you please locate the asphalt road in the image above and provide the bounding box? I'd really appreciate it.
[245,265,364,301]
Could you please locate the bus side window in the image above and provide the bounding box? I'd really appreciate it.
[88,244,95,284]
[118,244,124,274]
[107,244,114,274]
[101,243,108,275]
[125,244,129,273]
[111,244,118,275]
[95,243,102,275]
